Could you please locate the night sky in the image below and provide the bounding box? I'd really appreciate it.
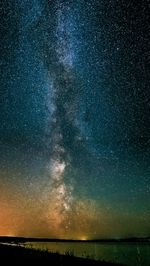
[1,0,150,239]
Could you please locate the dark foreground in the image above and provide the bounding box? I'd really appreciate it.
[0,244,125,266]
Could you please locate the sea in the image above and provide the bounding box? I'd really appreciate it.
[22,241,150,266]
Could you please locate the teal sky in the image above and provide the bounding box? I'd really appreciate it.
[0,0,150,239]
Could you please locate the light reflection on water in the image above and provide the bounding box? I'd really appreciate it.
[23,241,150,266]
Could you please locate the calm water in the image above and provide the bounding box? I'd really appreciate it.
[22,241,150,266]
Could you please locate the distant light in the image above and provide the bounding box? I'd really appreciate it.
[80,236,87,241]
[5,233,16,237]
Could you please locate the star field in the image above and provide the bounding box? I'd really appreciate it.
[0,0,150,239]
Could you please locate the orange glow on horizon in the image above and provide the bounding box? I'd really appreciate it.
[80,236,88,241]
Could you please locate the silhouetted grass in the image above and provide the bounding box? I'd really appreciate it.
[0,243,126,266]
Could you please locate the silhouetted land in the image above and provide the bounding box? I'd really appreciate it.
[0,236,149,243]
[0,237,149,265]
[0,243,125,266]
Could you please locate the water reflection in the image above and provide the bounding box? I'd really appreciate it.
[23,241,150,266]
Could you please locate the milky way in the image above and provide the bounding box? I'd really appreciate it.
[0,0,150,239]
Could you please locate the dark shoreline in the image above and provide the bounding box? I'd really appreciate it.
[0,243,125,266]
[0,236,149,243]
